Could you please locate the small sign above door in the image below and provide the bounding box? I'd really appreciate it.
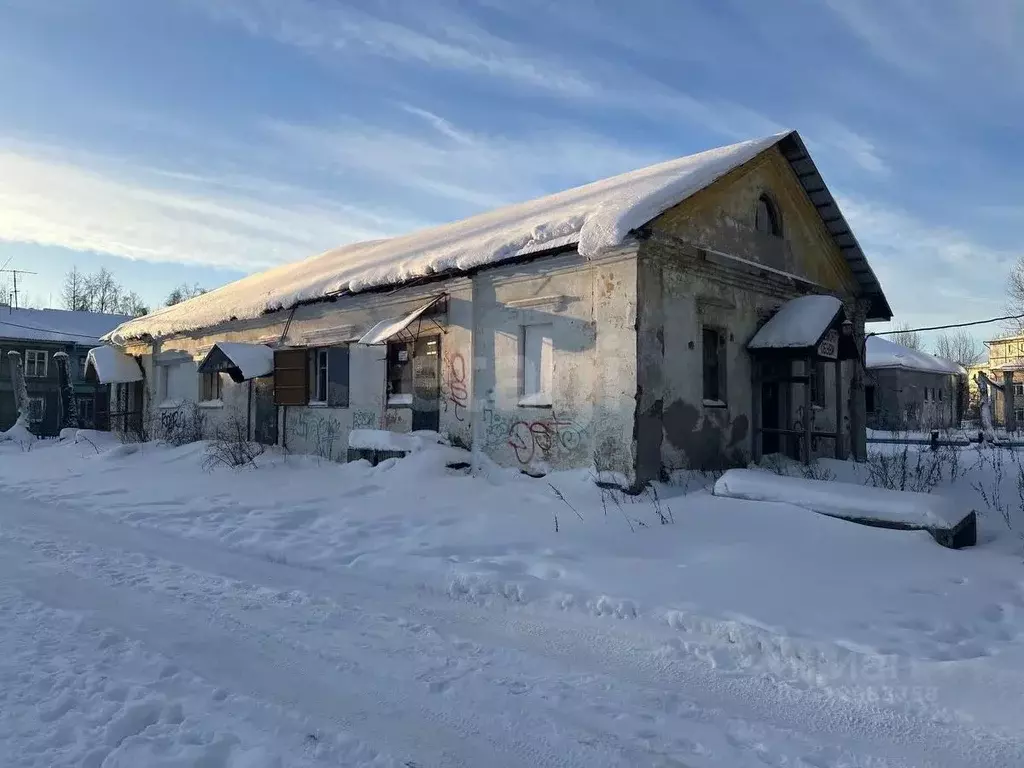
[817,329,839,359]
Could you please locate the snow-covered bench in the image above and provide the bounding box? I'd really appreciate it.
[712,469,976,549]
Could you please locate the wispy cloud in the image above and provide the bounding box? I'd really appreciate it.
[806,120,889,176]
[0,139,411,271]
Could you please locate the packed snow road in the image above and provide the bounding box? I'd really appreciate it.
[1,489,1021,767]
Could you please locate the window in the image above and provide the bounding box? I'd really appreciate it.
[1014,383,1024,398]
[809,361,825,407]
[26,396,44,422]
[1016,408,1024,423]
[865,385,876,413]
[924,387,930,402]
[309,346,350,406]
[702,327,725,403]
[79,355,88,379]
[755,194,782,237]
[25,350,47,378]
[200,371,223,402]
[77,396,95,426]
[387,341,414,403]
[520,324,554,406]
[158,364,171,402]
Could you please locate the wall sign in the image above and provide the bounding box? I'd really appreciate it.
[817,329,839,360]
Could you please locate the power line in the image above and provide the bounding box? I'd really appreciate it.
[871,312,1024,337]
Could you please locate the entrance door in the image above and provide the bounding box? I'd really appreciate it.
[761,381,781,455]
[411,335,441,432]
[252,377,278,445]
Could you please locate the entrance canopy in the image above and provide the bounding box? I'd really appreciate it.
[198,342,274,383]
[747,295,855,360]
[85,346,144,384]
[357,294,447,346]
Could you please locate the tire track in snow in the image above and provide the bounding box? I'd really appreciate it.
[3,492,1023,767]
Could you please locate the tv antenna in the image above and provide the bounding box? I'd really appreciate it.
[0,267,37,310]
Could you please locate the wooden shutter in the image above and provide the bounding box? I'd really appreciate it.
[326,346,350,407]
[273,349,308,406]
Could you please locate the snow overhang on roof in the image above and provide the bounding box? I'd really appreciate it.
[197,342,274,382]
[747,295,847,357]
[105,130,890,343]
[357,295,447,345]
[85,346,144,384]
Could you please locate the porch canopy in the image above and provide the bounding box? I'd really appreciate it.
[747,295,857,463]
[85,346,144,385]
[357,294,447,345]
[197,342,274,383]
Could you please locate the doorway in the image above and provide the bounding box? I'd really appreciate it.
[411,335,441,432]
[252,377,278,446]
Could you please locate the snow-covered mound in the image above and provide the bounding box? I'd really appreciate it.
[108,133,789,341]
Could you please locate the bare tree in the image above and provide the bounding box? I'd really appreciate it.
[62,267,89,311]
[1007,257,1024,332]
[890,322,922,350]
[934,330,982,367]
[165,282,207,307]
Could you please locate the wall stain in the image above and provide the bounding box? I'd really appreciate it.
[664,400,747,470]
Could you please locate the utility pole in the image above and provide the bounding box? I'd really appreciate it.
[0,268,37,310]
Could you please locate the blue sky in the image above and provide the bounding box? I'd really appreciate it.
[0,0,1020,346]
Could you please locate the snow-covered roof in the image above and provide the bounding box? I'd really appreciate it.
[85,346,144,384]
[107,130,890,343]
[866,336,963,375]
[357,294,446,345]
[748,295,844,351]
[198,342,274,381]
[0,307,132,345]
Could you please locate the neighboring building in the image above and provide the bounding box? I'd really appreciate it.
[967,335,1024,427]
[0,307,132,436]
[97,131,891,485]
[865,336,965,430]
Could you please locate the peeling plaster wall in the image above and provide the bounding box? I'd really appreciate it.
[637,146,862,475]
[472,247,639,480]
[116,251,639,480]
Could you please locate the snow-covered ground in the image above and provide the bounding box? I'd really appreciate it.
[2,434,1024,766]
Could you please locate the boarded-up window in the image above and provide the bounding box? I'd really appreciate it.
[521,323,553,406]
[273,349,308,406]
[309,346,350,406]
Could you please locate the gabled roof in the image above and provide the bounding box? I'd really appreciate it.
[108,130,890,343]
[0,307,132,345]
[866,336,964,375]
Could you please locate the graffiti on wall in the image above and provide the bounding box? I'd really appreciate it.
[352,409,377,429]
[440,351,469,422]
[293,409,344,460]
[507,416,587,465]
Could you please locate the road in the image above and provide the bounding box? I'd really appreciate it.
[0,489,1020,767]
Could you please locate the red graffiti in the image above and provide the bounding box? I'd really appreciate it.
[442,351,469,422]
[508,417,584,465]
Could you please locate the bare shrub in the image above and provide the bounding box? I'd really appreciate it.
[865,441,952,494]
[158,402,206,446]
[970,445,1010,528]
[203,407,266,470]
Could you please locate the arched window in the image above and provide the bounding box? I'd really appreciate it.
[755,194,782,237]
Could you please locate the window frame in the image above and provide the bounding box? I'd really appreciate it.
[77,396,95,425]
[387,340,414,404]
[199,370,223,403]
[25,349,48,378]
[310,348,330,404]
[702,326,726,405]
[519,323,554,407]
